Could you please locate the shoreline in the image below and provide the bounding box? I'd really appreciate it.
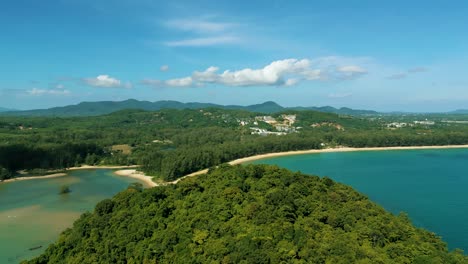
[3,145,468,185]
[113,169,157,187]
[1,173,68,183]
[180,144,468,182]
[0,165,140,184]
[228,145,468,165]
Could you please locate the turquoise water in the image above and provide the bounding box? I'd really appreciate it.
[0,169,146,263]
[250,148,468,252]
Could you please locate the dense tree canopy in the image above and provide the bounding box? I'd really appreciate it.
[1,108,468,182]
[26,165,468,264]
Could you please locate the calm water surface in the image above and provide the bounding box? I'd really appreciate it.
[0,169,145,263]
[251,148,468,251]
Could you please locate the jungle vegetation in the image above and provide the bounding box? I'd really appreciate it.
[1,108,468,181]
[25,165,468,264]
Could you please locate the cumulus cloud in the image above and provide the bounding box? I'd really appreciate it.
[83,75,132,88]
[142,58,367,88]
[27,88,71,96]
[160,65,169,72]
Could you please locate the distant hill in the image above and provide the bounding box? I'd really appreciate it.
[450,109,468,114]
[290,106,378,116]
[0,107,15,112]
[0,99,378,117]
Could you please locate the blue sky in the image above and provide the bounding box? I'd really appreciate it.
[1,0,468,111]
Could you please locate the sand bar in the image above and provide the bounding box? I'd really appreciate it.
[0,165,140,184]
[1,173,68,183]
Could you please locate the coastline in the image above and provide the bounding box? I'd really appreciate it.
[3,145,468,186]
[181,144,468,182]
[0,165,140,184]
[113,169,157,187]
[228,145,468,165]
[1,173,68,183]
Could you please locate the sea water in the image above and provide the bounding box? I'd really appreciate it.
[250,148,468,252]
[0,169,146,263]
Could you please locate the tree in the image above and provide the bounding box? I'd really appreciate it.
[0,166,11,181]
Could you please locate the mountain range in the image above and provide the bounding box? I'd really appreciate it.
[0,99,379,117]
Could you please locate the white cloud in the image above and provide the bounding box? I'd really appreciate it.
[165,19,234,33]
[163,17,241,47]
[27,88,71,96]
[165,36,240,47]
[141,77,194,88]
[83,75,132,88]
[166,77,194,87]
[336,65,368,79]
[142,58,367,88]
[160,65,169,72]
[55,84,65,89]
[285,78,300,86]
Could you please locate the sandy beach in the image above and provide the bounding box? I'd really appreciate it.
[67,165,140,171]
[1,173,68,183]
[181,145,468,182]
[0,165,140,184]
[3,145,468,186]
[227,145,468,165]
[113,169,157,187]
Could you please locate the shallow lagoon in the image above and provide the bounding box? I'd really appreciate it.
[0,169,145,263]
[250,148,468,252]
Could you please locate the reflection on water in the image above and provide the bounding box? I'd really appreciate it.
[0,169,145,263]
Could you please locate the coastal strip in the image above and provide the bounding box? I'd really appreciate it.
[1,173,68,183]
[176,145,468,185]
[228,145,468,165]
[0,165,141,184]
[5,145,468,186]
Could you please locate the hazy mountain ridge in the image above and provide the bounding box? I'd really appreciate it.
[0,107,15,112]
[0,99,379,117]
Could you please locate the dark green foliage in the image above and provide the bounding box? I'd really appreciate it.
[128,182,144,192]
[26,165,468,264]
[0,166,12,180]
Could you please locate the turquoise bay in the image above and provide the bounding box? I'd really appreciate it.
[0,169,146,263]
[250,148,468,252]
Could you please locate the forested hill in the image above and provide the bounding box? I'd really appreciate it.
[0,99,379,117]
[2,107,468,182]
[26,164,468,263]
